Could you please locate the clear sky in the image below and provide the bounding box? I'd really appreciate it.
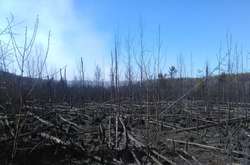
[1,0,250,79]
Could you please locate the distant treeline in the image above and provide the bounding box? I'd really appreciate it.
[1,70,250,107]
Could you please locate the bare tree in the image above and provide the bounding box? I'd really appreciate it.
[114,33,120,102]
[8,16,39,78]
[95,65,101,87]
[204,61,209,109]
[177,54,184,78]
[156,25,162,98]
[6,16,52,161]
[0,16,14,72]
[177,53,185,96]
[110,51,115,99]
[217,42,223,75]
[139,20,145,87]
[0,40,12,72]
[125,32,133,100]
[226,33,233,74]
[190,53,193,77]
[154,24,162,150]
[240,46,244,73]
[80,57,85,88]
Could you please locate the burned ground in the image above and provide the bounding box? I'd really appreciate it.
[1,100,250,164]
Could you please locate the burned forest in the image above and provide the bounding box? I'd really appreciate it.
[1,4,250,165]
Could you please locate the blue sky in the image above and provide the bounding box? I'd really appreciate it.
[1,0,250,79]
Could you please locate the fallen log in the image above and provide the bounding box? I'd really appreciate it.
[58,114,82,130]
[178,149,202,165]
[171,117,250,134]
[127,132,176,165]
[131,150,141,165]
[40,132,68,145]
[149,153,163,165]
[164,138,250,158]
[27,111,54,127]
[119,117,128,150]
[151,150,177,165]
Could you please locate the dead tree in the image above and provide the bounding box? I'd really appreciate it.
[0,40,11,72]
[139,20,145,89]
[7,15,50,161]
[110,51,115,100]
[113,33,120,108]
[125,31,134,101]
[80,57,85,88]
[226,33,233,74]
[94,65,101,87]
[8,16,39,103]
[204,62,209,112]
[177,54,185,97]
[155,24,162,149]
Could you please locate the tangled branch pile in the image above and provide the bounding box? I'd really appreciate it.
[1,100,250,165]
